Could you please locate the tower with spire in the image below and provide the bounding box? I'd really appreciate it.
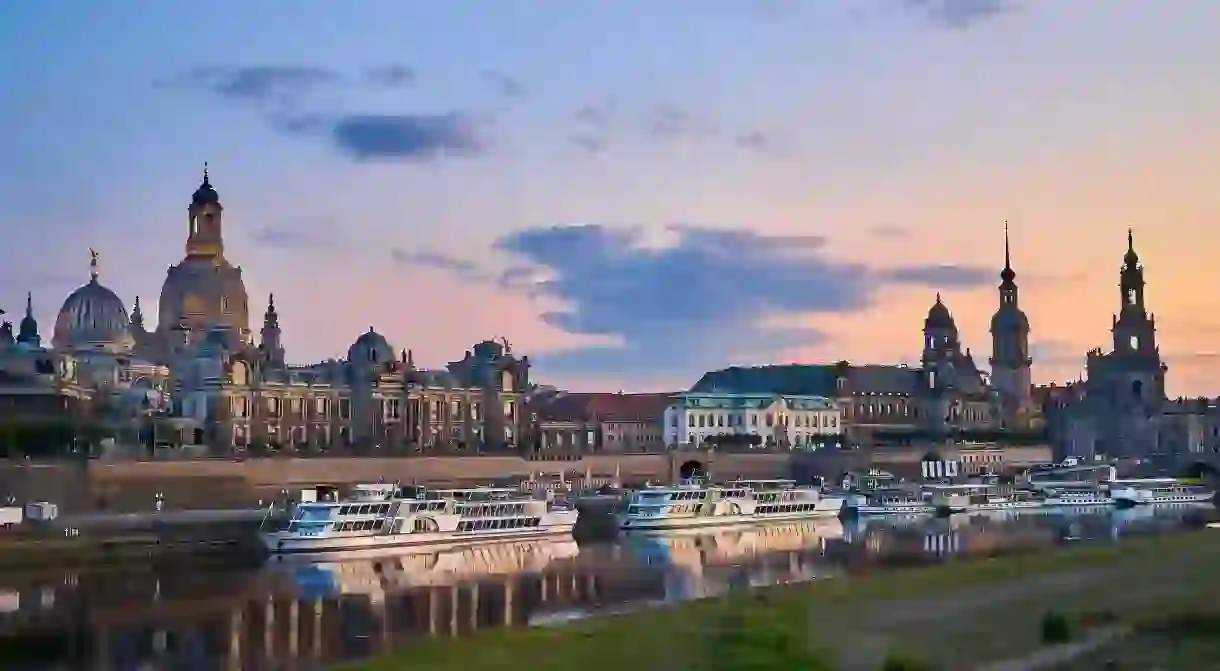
[1079,228,1168,458]
[186,162,226,260]
[260,294,285,368]
[16,292,40,348]
[989,223,1033,426]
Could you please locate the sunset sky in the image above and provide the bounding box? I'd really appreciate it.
[2,1,1218,395]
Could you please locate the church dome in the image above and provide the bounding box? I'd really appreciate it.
[192,166,221,207]
[347,327,394,365]
[53,259,134,353]
[157,257,250,338]
[924,293,956,330]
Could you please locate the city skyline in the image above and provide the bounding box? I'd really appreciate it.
[3,1,1219,395]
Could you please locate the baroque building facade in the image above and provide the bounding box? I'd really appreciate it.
[3,169,532,453]
[1044,231,1170,459]
[689,228,1031,445]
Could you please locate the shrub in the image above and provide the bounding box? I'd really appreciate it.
[1040,611,1072,644]
[698,610,832,671]
[880,652,935,670]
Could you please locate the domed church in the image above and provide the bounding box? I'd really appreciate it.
[0,167,534,455]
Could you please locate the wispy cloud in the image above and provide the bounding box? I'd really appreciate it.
[482,70,527,99]
[155,66,342,106]
[365,64,416,87]
[904,0,1014,30]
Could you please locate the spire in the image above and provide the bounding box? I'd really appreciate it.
[935,292,942,304]
[131,296,144,330]
[999,221,1016,287]
[263,293,279,330]
[17,292,39,346]
[202,161,209,186]
[1124,227,1139,266]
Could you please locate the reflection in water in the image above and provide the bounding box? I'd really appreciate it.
[0,506,1215,670]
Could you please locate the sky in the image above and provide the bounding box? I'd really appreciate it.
[2,0,1220,396]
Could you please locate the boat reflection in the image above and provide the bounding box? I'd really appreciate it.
[622,518,848,601]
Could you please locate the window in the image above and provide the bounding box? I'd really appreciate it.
[339,399,351,420]
[221,296,230,313]
[1129,335,1139,350]
[314,397,329,417]
[267,397,280,417]
[1127,288,1137,305]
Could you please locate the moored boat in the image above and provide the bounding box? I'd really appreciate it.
[1109,479,1215,507]
[616,478,843,531]
[261,483,578,555]
[841,487,936,516]
[927,484,1043,516]
[1040,486,1115,509]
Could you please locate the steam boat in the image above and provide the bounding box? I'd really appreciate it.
[261,484,578,555]
[1109,479,1215,507]
[616,478,844,531]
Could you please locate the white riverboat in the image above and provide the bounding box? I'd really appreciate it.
[1040,486,1115,509]
[261,483,579,555]
[842,487,937,516]
[927,484,1044,515]
[1109,479,1215,507]
[617,478,843,531]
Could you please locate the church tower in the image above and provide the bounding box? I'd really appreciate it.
[186,163,225,260]
[1109,229,1166,400]
[989,223,1032,424]
[260,294,285,368]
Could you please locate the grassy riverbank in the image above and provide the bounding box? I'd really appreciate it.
[344,531,1220,671]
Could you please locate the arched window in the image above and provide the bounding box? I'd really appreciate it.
[1132,379,1143,400]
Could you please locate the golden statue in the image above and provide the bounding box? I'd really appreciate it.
[89,248,100,279]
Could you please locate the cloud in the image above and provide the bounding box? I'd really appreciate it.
[648,105,701,138]
[253,216,345,250]
[160,65,492,163]
[904,0,1013,29]
[881,264,992,287]
[278,113,490,162]
[392,249,486,279]
[418,224,992,377]
[365,65,415,87]
[482,70,526,99]
[156,66,341,106]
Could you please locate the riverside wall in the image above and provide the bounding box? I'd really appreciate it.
[0,442,1056,514]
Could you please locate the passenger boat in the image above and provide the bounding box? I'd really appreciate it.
[261,483,579,555]
[841,487,937,516]
[616,478,843,531]
[927,484,1044,515]
[1040,486,1115,509]
[1109,479,1215,507]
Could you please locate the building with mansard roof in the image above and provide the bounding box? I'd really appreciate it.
[688,228,1045,446]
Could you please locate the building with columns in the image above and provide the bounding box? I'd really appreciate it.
[663,391,843,450]
[2,168,533,453]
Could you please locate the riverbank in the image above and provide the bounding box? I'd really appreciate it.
[0,522,264,570]
[344,531,1220,670]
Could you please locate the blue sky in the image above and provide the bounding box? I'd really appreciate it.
[4,1,1220,394]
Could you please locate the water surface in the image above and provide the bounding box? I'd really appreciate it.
[0,505,1214,670]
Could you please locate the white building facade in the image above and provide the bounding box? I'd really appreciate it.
[663,392,842,450]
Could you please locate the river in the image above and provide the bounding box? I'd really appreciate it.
[0,504,1215,670]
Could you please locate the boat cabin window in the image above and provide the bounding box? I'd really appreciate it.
[294,504,337,522]
[457,517,540,532]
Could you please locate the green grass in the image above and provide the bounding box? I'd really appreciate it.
[343,532,1220,671]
